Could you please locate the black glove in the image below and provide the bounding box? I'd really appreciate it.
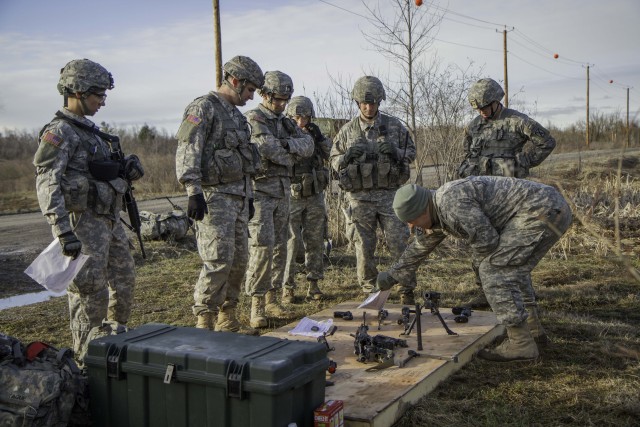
[375,271,399,292]
[187,193,208,221]
[378,141,398,160]
[343,145,365,165]
[248,198,255,221]
[305,122,324,143]
[124,154,144,181]
[280,138,290,151]
[282,117,297,135]
[58,231,82,259]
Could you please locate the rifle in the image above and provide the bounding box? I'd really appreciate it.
[111,144,146,259]
[53,112,146,258]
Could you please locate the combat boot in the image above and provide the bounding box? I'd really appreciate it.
[526,305,549,344]
[461,290,491,310]
[215,304,259,336]
[400,290,415,306]
[282,287,295,304]
[265,289,293,318]
[306,280,324,301]
[195,312,215,330]
[250,296,268,328]
[477,322,539,362]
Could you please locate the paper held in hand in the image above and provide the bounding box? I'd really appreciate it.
[24,239,89,293]
[358,289,391,310]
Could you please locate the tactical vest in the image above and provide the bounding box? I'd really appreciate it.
[200,94,261,186]
[291,145,329,197]
[338,114,410,192]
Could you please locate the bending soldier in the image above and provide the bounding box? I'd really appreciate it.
[176,55,264,334]
[330,76,417,304]
[34,59,143,360]
[244,71,314,328]
[283,96,332,302]
[376,177,572,361]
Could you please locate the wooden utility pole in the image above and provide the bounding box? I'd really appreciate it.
[213,0,222,87]
[586,65,590,146]
[626,87,630,148]
[503,28,509,108]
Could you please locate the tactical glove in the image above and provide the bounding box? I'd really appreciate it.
[343,145,365,165]
[282,117,297,135]
[280,138,291,151]
[375,271,399,292]
[305,122,324,143]
[58,231,82,259]
[187,193,208,221]
[124,154,144,181]
[248,198,255,221]
[378,141,398,160]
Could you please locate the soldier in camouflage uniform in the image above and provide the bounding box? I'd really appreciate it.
[458,78,557,312]
[244,72,314,328]
[376,177,572,361]
[330,76,417,304]
[176,55,264,334]
[34,59,144,359]
[283,96,332,302]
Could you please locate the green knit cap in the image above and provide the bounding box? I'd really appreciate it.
[393,184,431,222]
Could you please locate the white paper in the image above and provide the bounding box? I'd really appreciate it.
[24,239,90,293]
[288,317,334,337]
[358,289,391,310]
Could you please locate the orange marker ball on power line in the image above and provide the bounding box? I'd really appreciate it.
[609,80,614,84]
[553,53,559,59]
[415,0,423,6]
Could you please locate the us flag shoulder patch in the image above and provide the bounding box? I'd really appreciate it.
[42,132,63,147]
[186,114,202,125]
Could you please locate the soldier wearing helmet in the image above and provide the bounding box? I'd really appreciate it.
[244,71,314,328]
[282,96,332,303]
[457,78,556,333]
[175,55,264,334]
[33,59,143,362]
[329,76,417,304]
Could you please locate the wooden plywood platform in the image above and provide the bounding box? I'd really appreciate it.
[266,301,504,427]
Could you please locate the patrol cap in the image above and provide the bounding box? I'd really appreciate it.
[393,184,431,222]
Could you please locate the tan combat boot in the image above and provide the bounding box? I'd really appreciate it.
[477,322,539,362]
[265,288,293,318]
[306,280,324,301]
[282,287,295,304]
[215,303,259,336]
[526,305,549,344]
[195,312,214,330]
[250,296,268,328]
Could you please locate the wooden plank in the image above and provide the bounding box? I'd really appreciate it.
[265,301,504,427]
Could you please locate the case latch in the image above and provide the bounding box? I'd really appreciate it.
[225,360,246,399]
[106,344,126,380]
[164,363,176,384]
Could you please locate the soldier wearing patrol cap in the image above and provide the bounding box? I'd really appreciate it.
[329,76,417,304]
[176,55,264,334]
[282,96,332,302]
[458,78,557,312]
[243,71,314,328]
[34,59,143,361]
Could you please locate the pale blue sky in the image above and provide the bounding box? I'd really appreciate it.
[1,0,638,134]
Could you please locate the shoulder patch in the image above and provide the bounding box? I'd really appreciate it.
[42,131,63,148]
[186,114,202,125]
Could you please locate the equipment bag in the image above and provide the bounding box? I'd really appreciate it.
[0,333,90,427]
[139,209,191,241]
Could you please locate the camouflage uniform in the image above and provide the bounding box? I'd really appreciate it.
[389,176,572,327]
[244,96,314,298]
[331,111,416,295]
[34,61,136,357]
[176,91,258,317]
[458,78,556,179]
[283,97,332,298]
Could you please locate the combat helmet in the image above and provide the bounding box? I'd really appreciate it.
[352,76,386,104]
[57,59,114,95]
[223,55,264,88]
[261,71,294,97]
[468,78,505,109]
[285,96,315,118]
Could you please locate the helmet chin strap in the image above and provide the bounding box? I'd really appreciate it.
[487,102,501,120]
[223,78,246,104]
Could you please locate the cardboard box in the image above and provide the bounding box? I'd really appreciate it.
[314,400,344,427]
